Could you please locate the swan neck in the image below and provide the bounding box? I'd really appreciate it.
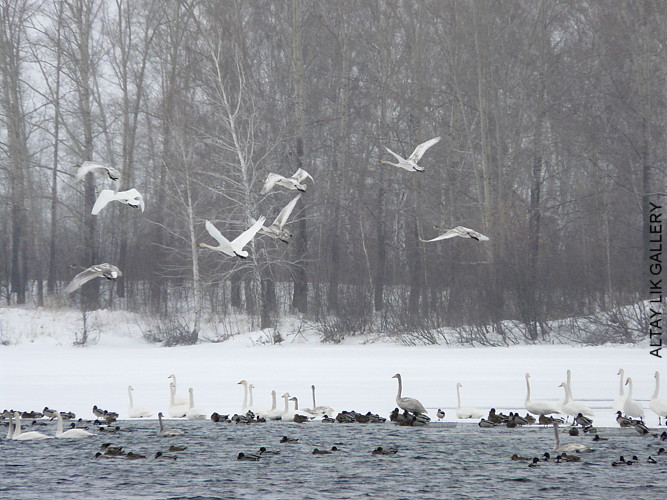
[626,379,633,398]
[13,412,21,437]
[312,386,317,409]
[653,372,660,399]
[128,387,134,407]
[283,395,289,413]
[456,385,462,409]
[271,391,276,411]
[169,384,176,406]
[554,424,560,448]
[525,375,531,403]
[158,413,164,431]
[395,375,403,400]
[189,389,195,409]
[242,384,248,412]
[56,413,63,436]
[248,386,254,408]
[6,414,14,439]
[618,370,624,396]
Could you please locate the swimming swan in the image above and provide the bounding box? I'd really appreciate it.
[260,168,313,194]
[127,385,153,418]
[198,217,266,258]
[56,411,94,438]
[623,377,645,419]
[12,412,51,440]
[251,195,301,243]
[525,373,561,416]
[613,368,626,413]
[381,136,441,173]
[157,412,184,436]
[392,373,427,414]
[455,383,485,419]
[420,225,489,242]
[92,188,144,215]
[65,263,122,294]
[552,423,590,452]
[649,371,667,425]
[185,387,207,420]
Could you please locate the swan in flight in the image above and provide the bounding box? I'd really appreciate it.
[455,383,485,419]
[392,373,427,414]
[420,225,489,242]
[127,385,153,418]
[55,411,94,438]
[186,387,207,420]
[157,412,184,437]
[381,136,441,172]
[613,368,626,413]
[12,412,51,440]
[559,381,594,418]
[92,188,144,215]
[74,161,121,191]
[649,371,667,425]
[260,168,313,194]
[198,217,266,258]
[64,263,122,294]
[552,423,590,452]
[525,373,561,416]
[623,377,645,419]
[251,195,301,243]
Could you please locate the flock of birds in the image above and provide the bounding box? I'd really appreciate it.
[64,138,489,293]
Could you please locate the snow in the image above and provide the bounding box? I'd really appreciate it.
[0,306,663,429]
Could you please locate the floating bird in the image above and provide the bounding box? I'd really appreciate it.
[280,436,298,443]
[553,423,590,453]
[258,447,280,455]
[312,448,332,455]
[92,188,144,215]
[420,225,489,242]
[381,136,441,172]
[511,453,531,461]
[126,452,146,460]
[198,217,266,258]
[252,195,301,243]
[647,456,657,464]
[74,161,121,191]
[237,452,261,461]
[528,457,541,468]
[11,412,51,441]
[157,412,184,437]
[65,263,122,294]
[392,373,427,414]
[592,434,607,442]
[168,445,187,452]
[155,451,177,460]
[260,168,313,194]
[55,411,93,439]
[372,447,398,455]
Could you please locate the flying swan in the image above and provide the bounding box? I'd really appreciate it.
[392,373,427,414]
[65,263,122,294]
[92,188,144,215]
[198,217,266,258]
[525,373,561,416]
[74,161,121,192]
[260,168,313,195]
[455,383,486,419]
[251,195,301,243]
[420,225,489,242]
[381,136,441,172]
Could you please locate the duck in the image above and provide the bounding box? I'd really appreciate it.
[237,452,261,461]
[574,413,593,427]
[487,408,508,424]
[280,435,298,443]
[251,195,301,243]
[560,452,581,462]
[198,217,266,258]
[539,414,564,426]
[592,434,608,442]
[372,447,398,455]
[155,451,177,460]
[478,418,497,428]
[260,168,313,194]
[511,453,531,461]
[611,455,632,466]
[630,419,651,436]
[65,263,122,293]
[420,225,489,242]
[258,447,280,455]
[658,448,666,455]
[92,188,144,215]
[616,411,633,427]
[126,452,146,460]
[100,443,124,456]
[528,457,541,468]
[168,445,187,452]
[93,452,117,459]
[312,448,332,455]
[647,456,657,464]
[381,136,440,173]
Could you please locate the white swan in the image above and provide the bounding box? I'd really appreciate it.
[12,412,51,440]
[238,380,249,412]
[157,412,184,437]
[281,392,299,422]
[74,160,121,188]
[559,380,594,418]
[185,387,207,420]
[392,373,427,414]
[310,385,334,416]
[649,371,667,425]
[289,396,317,417]
[420,225,489,242]
[623,377,645,419]
[260,168,313,194]
[381,136,441,173]
[525,373,561,416]
[613,368,626,413]
[198,217,266,259]
[260,390,283,420]
[64,263,122,294]
[127,385,153,418]
[5,412,14,439]
[92,188,144,215]
[168,374,189,406]
[55,411,94,438]
[455,383,485,419]
[251,195,301,243]
[553,423,590,452]
[168,382,188,418]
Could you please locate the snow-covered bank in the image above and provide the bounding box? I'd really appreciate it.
[1,307,662,429]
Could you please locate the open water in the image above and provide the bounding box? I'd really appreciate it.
[1,419,666,499]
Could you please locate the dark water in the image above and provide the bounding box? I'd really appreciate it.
[1,420,666,499]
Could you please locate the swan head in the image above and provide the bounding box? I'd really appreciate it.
[234,250,249,259]
[617,368,624,376]
[456,382,462,389]
[281,392,290,399]
[625,377,631,386]
[237,380,247,386]
[168,374,176,380]
[278,231,293,243]
[392,373,401,380]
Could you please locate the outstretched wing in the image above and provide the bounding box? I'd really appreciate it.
[291,168,313,183]
[455,226,490,241]
[65,266,102,294]
[260,173,283,195]
[418,228,460,242]
[408,136,441,163]
[204,220,233,250]
[384,147,406,163]
[232,216,267,250]
[91,190,117,215]
[273,195,301,229]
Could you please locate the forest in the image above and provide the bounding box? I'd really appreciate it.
[1,0,665,345]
